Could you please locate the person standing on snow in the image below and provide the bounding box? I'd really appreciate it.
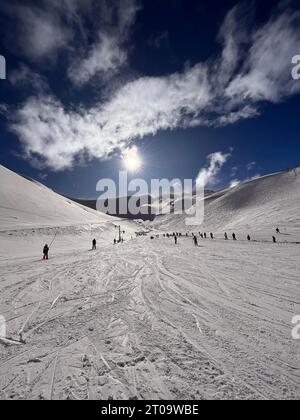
[224,233,228,240]
[43,244,49,260]
[193,236,198,247]
[247,235,251,241]
[92,238,97,250]
[232,233,237,241]
[175,236,178,245]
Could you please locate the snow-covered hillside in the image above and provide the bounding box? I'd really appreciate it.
[0,165,138,260]
[0,165,115,229]
[154,169,300,239]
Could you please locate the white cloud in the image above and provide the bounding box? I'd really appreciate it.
[38,173,48,181]
[0,104,9,117]
[217,105,259,126]
[68,0,140,85]
[216,4,251,87]
[10,64,211,170]
[231,166,238,177]
[5,3,73,62]
[68,34,127,86]
[225,10,300,102]
[9,65,48,93]
[247,161,257,171]
[117,0,141,33]
[196,151,231,188]
[8,4,300,171]
[4,0,139,83]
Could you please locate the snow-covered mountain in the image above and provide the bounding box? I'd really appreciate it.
[153,169,300,236]
[1,164,299,237]
[0,164,114,229]
[0,164,138,260]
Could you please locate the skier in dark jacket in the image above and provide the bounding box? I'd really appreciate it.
[247,235,251,241]
[273,236,277,243]
[224,233,228,240]
[210,233,214,239]
[232,233,237,241]
[43,244,49,260]
[92,239,97,250]
[193,236,198,246]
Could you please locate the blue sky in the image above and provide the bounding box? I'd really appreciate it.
[0,0,300,198]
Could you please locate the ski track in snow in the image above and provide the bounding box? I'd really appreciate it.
[0,236,299,400]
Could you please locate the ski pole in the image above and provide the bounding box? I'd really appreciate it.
[49,230,58,248]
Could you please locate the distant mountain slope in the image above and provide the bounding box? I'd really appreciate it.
[69,195,155,221]
[0,165,115,229]
[69,190,215,222]
[153,169,300,234]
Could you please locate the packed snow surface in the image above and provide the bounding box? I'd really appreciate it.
[0,165,299,400]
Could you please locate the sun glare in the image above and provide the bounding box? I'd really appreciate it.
[122,147,142,172]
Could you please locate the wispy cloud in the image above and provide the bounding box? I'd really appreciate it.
[148,31,169,49]
[68,33,127,86]
[0,104,9,117]
[225,9,300,103]
[4,0,139,82]
[231,166,238,177]
[7,2,300,170]
[68,0,140,85]
[3,1,73,63]
[196,151,232,188]
[9,64,49,93]
[246,161,257,171]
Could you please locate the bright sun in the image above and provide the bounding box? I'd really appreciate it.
[122,147,142,172]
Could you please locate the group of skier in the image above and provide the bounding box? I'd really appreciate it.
[41,228,282,260]
[163,228,282,247]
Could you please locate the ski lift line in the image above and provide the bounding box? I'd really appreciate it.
[49,229,59,249]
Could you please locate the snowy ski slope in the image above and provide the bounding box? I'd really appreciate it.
[0,165,299,400]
